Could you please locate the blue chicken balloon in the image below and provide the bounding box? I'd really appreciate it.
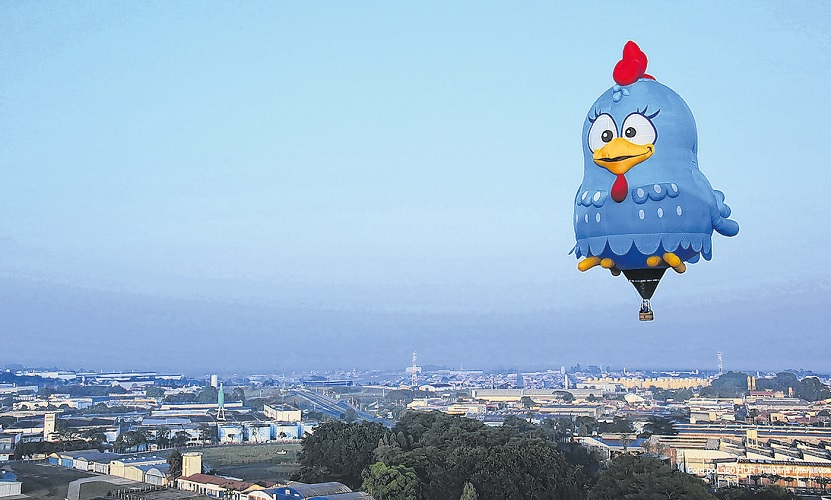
[572,42,738,320]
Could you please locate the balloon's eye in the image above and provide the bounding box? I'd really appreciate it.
[621,113,657,146]
[588,114,618,152]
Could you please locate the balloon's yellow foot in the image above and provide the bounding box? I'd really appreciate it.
[578,256,601,272]
[663,252,686,274]
[600,258,621,276]
[646,255,662,267]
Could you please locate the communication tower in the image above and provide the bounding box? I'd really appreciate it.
[717,352,723,375]
[405,352,421,387]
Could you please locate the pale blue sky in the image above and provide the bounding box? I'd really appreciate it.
[1,2,829,373]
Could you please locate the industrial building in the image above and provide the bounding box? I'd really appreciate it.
[244,423,272,443]
[579,375,711,390]
[109,455,169,480]
[217,423,244,444]
[0,471,22,498]
[247,482,372,500]
[263,404,302,423]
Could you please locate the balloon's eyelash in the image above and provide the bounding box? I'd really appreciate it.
[636,107,661,120]
[588,109,603,124]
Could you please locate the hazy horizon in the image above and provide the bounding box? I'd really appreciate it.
[2,2,830,374]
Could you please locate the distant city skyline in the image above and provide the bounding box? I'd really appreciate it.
[2,2,830,372]
[2,357,823,380]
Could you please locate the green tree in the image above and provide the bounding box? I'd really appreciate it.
[598,416,633,434]
[344,407,357,422]
[468,437,583,499]
[296,420,386,489]
[701,371,751,398]
[167,449,183,479]
[589,454,714,500]
[520,396,536,409]
[553,391,575,402]
[146,386,166,399]
[650,387,694,402]
[575,416,599,436]
[79,427,108,450]
[361,462,421,500]
[198,425,216,444]
[459,481,478,500]
[502,414,540,436]
[714,485,796,499]
[156,427,171,448]
[550,417,575,439]
[196,386,219,403]
[796,376,831,401]
[230,387,246,404]
[641,417,678,437]
[387,412,583,500]
[172,430,190,448]
[113,430,148,453]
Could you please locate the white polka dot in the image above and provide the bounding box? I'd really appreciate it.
[581,191,588,201]
[676,205,683,216]
[653,184,662,194]
[638,209,645,220]
[593,192,601,202]
[637,188,645,198]
[657,208,664,218]
[595,213,601,222]
[584,214,589,223]
[670,183,678,192]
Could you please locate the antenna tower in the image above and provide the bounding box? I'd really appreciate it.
[405,352,422,387]
[717,352,723,375]
[411,352,418,387]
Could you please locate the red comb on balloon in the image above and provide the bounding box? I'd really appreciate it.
[613,41,654,86]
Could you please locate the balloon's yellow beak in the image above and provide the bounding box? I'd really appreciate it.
[593,138,654,175]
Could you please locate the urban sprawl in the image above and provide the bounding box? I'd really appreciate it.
[1,359,831,499]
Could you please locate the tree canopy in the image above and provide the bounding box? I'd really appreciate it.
[361,462,421,500]
[589,454,714,500]
[167,450,183,479]
[296,411,590,499]
[714,485,796,500]
[295,420,386,489]
[459,482,479,500]
[701,371,831,401]
[296,411,802,500]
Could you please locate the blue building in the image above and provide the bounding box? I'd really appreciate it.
[248,482,373,500]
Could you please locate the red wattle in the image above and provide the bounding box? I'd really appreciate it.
[611,174,628,203]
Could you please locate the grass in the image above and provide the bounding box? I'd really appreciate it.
[197,443,303,483]
[199,443,301,467]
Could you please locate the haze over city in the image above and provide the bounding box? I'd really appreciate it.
[1,2,830,373]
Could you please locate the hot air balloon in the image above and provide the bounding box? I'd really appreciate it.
[572,41,739,321]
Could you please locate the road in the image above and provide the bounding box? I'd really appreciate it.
[291,389,392,427]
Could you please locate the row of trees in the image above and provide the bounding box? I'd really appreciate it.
[158,385,246,404]
[702,371,831,401]
[295,412,794,500]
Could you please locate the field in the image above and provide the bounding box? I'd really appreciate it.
[199,443,302,482]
